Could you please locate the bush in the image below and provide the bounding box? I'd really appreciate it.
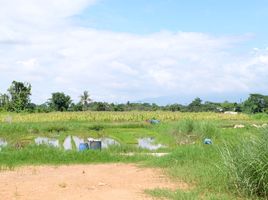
[221,130,268,198]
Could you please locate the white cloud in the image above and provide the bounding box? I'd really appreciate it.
[0,0,268,103]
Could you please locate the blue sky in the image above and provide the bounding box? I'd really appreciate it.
[0,0,268,104]
[79,0,267,39]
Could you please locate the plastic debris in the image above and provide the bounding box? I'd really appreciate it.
[148,119,160,124]
[204,138,212,145]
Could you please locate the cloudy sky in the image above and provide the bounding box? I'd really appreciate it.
[1,0,268,104]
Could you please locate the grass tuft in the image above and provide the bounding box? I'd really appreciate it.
[221,129,268,198]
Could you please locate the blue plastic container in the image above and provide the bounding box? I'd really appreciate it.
[204,138,212,145]
[150,119,160,124]
[79,143,89,151]
[90,140,102,150]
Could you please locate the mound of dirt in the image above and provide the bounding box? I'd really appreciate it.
[0,163,189,200]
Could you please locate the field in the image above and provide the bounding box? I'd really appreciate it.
[0,111,268,199]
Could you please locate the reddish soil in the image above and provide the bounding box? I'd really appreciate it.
[0,163,189,200]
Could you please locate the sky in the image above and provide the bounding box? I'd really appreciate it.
[0,0,268,105]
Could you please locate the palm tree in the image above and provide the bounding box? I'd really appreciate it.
[80,91,92,111]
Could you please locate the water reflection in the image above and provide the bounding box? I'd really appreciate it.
[138,137,164,150]
[35,137,59,147]
[0,138,7,148]
[63,136,72,150]
[72,136,84,150]
[88,137,119,149]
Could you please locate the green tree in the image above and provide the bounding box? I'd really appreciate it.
[0,93,9,110]
[79,91,92,111]
[169,104,181,112]
[188,97,202,112]
[7,81,31,112]
[48,92,72,112]
[221,101,235,111]
[243,94,268,113]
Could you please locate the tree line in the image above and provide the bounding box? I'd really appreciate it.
[0,81,268,114]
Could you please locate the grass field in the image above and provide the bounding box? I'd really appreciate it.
[0,111,267,199]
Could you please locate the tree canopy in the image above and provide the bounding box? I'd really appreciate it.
[48,92,72,112]
[1,80,268,114]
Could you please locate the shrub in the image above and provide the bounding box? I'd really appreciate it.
[221,130,268,198]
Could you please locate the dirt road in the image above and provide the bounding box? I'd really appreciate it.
[0,163,188,200]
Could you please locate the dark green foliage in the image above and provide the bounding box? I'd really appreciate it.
[243,94,268,113]
[45,125,69,133]
[68,102,83,111]
[188,97,202,112]
[91,102,112,111]
[48,92,72,111]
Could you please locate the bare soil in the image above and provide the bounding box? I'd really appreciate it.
[0,163,188,200]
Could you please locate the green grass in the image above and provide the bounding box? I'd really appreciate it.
[0,145,154,168]
[0,112,267,199]
[145,188,236,200]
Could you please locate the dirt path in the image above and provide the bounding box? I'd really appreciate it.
[0,163,188,200]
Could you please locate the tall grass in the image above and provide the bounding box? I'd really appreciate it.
[166,120,220,145]
[221,129,268,198]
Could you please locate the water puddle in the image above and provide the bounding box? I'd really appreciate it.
[34,136,119,150]
[72,136,84,150]
[88,137,120,149]
[0,138,7,148]
[35,137,59,148]
[138,137,164,150]
[63,136,72,150]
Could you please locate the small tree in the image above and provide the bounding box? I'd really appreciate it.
[0,93,9,110]
[48,92,72,112]
[7,81,31,112]
[79,91,92,111]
